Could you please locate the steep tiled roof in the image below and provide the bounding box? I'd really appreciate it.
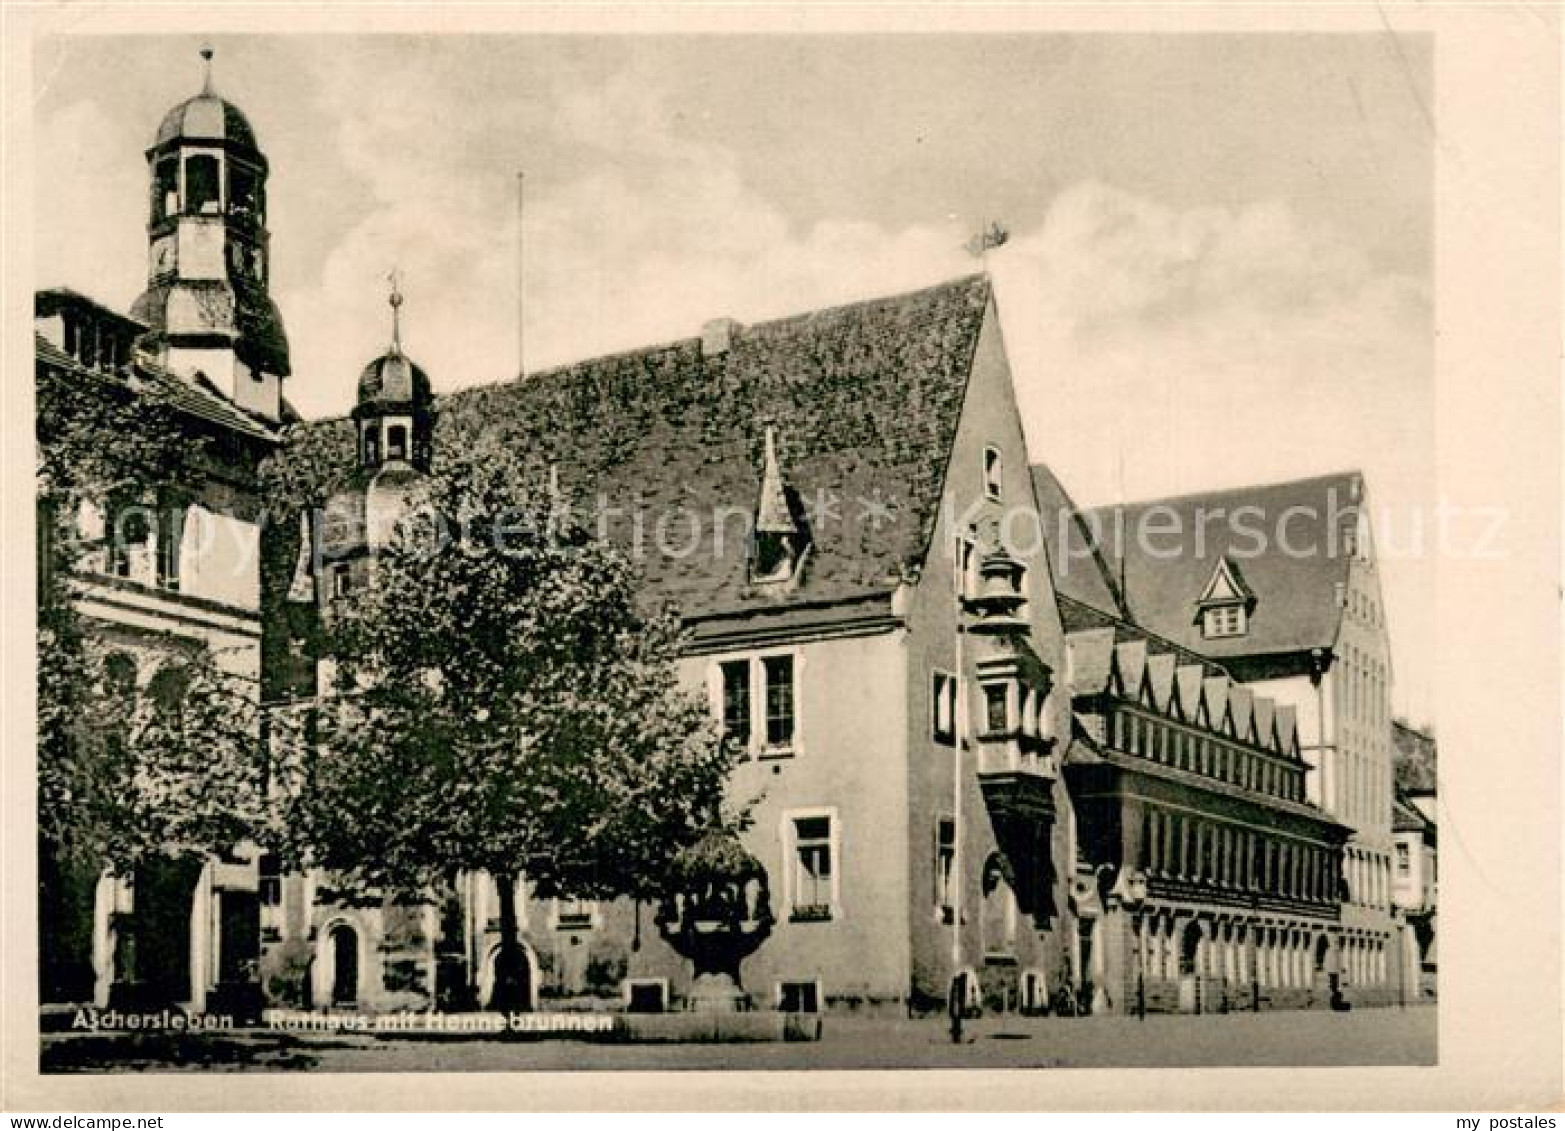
[35,332,278,444]
[1030,463,1127,618]
[1063,472,1364,661]
[286,275,993,622]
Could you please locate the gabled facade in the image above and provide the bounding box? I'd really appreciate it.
[262,275,1081,1015]
[1058,597,1350,1014]
[1034,465,1407,1008]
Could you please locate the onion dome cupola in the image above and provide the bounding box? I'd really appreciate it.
[129,46,290,422]
[353,273,435,474]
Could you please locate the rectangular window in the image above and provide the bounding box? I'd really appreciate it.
[983,446,1004,501]
[156,505,182,591]
[331,563,352,599]
[153,157,178,222]
[931,672,956,745]
[763,655,796,748]
[258,853,281,907]
[1395,842,1410,875]
[934,818,956,914]
[778,981,821,1013]
[553,897,595,931]
[720,660,751,749]
[626,979,668,1013]
[185,153,222,214]
[983,683,1009,736]
[955,534,977,599]
[790,814,834,920]
[1203,605,1246,638]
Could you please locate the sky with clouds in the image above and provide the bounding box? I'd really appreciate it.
[34,33,1436,724]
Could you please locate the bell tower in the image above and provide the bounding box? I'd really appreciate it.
[353,273,436,475]
[131,47,290,421]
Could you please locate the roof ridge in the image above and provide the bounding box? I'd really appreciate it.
[298,273,993,428]
[1074,468,1367,513]
[744,272,988,335]
[37,333,278,442]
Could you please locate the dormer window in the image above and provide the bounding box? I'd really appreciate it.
[1194,556,1255,640]
[1203,604,1246,639]
[983,446,1003,501]
[751,427,810,586]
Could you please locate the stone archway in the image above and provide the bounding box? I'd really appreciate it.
[478,941,539,1012]
[313,919,363,1009]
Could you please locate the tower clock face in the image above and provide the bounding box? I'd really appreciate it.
[151,235,176,276]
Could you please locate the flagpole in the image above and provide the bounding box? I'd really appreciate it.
[952,550,965,976]
[949,219,1006,987]
[516,171,526,379]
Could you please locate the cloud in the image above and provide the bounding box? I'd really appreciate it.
[987,179,1431,506]
[986,180,1433,721]
[274,54,977,420]
[34,98,149,314]
[34,50,1433,720]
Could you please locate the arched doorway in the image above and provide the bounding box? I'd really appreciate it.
[478,942,538,1012]
[1178,920,1203,1014]
[330,924,359,1007]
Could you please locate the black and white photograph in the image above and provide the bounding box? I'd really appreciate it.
[4,3,1561,1115]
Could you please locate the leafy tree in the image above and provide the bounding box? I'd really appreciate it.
[272,439,742,1010]
[36,362,267,874]
[43,645,266,872]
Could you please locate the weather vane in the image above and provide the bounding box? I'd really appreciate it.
[965,220,1009,259]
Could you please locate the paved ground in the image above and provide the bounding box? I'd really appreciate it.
[42,1005,1435,1072]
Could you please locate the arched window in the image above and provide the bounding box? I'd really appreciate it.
[184,153,221,214]
[103,652,138,695]
[152,157,179,223]
[387,424,408,461]
[146,662,192,724]
[229,162,261,220]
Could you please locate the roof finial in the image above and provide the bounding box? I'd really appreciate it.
[387,268,404,354]
[200,44,215,96]
[756,425,799,535]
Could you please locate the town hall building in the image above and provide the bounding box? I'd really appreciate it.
[36,52,1404,1023]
